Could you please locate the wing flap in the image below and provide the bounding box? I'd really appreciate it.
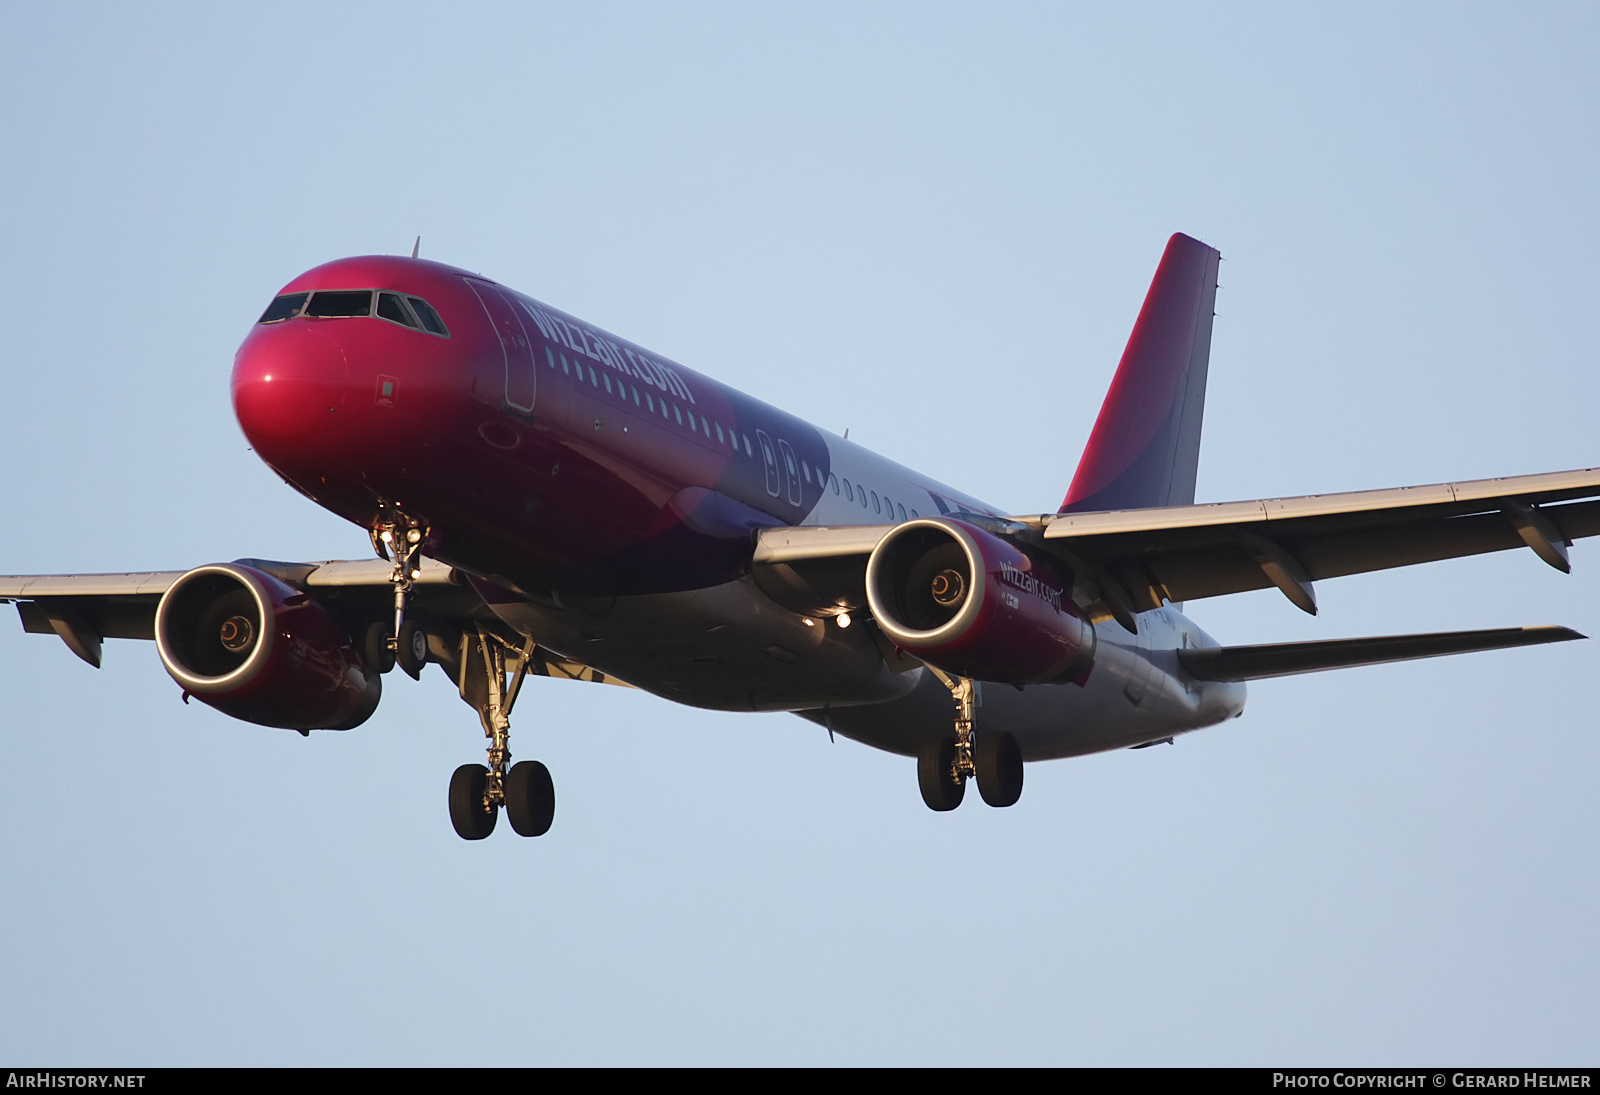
[1178,625,1584,682]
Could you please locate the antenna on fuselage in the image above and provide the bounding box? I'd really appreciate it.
[411,236,421,259]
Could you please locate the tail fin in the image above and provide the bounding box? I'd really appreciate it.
[1060,233,1221,513]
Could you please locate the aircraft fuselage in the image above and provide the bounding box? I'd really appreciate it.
[231,255,1246,759]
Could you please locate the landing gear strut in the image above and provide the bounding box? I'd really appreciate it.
[370,517,431,679]
[366,516,555,841]
[447,625,556,840]
[919,669,1023,811]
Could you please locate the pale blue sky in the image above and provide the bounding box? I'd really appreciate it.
[1,2,1596,1064]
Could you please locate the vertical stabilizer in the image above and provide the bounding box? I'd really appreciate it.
[1060,233,1221,513]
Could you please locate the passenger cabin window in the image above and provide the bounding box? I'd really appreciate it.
[306,291,374,317]
[258,293,308,323]
[897,503,907,521]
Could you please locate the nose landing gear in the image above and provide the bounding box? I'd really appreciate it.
[369,517,432,680]
[919,669,1023,812]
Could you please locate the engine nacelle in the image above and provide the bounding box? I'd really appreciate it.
[865,518,1095,685]
[155,563,381,731]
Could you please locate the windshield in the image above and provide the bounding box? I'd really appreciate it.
[257,293,309,323]
[305,290,375,318]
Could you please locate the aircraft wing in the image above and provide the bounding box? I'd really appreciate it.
[755,466,1600,620]
[0,558,482,666]
[0,558,624,687]
[1038,465,1600,614]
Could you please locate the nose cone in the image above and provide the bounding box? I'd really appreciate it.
[232,320,404,489]
[233,322,352,458]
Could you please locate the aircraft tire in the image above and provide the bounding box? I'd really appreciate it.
[974,730,1024,808]
[917,737,965,812]
[397,619,429,680]
[504,760,556,837]
[363,621,395,675]
[449,763,497,840]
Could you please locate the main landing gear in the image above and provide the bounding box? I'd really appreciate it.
[918,670,1024,812]
[369,516,555,842]
[447,625,555,841]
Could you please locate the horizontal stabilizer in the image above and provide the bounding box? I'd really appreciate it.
[1178,626,1583,682]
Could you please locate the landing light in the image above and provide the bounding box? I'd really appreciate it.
[837,613,851,629]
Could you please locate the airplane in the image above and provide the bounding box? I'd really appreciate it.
[3,232,1596,840]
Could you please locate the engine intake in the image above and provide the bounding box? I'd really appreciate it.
[155,563,381,731]
[865,518,1095,685]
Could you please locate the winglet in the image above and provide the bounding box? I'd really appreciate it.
[1061,233,1221,513]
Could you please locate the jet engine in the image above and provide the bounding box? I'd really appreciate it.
[865,518,1095,685]
[155,563,381,730]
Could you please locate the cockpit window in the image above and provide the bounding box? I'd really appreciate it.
[377,292,419,329]
[407,296,449,336]
[258,293,309,323]
[305,290,374,318]
[256,287,447,335]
